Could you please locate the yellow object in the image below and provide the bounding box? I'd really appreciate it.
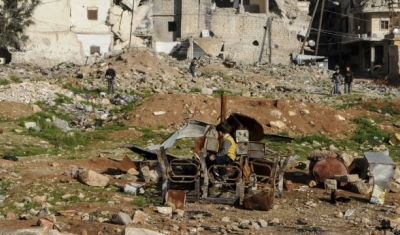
[370,184,386,205]
[225,135,237,161]
[389,133,400,146]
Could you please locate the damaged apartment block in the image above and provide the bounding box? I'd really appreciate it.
[152,0,311,64]
[8,0,312,67]
[108,0,153,51]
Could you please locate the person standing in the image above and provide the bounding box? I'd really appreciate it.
[189,57,198,82]
[344,66,353,94]
[105,63,116,94]
[331,68,343,95]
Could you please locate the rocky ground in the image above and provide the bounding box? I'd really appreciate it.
[1,48,400,235]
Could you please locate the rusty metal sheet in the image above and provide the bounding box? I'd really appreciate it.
[227,113,264,141]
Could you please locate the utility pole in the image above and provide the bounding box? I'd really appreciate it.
[315,0,326,55]
[128,0,135,48]
[300,0,320,54]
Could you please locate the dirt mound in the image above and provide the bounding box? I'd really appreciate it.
[125,94,360,138]
[110,48,183,80]
[0,101,34,120]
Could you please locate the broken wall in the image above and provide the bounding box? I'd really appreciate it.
[70,0,111,34]
[10,32,86,67]
[181,1,301,64]
[10,0,86,67]
[153,0,182,41]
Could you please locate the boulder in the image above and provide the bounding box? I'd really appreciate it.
[110,212,132,225]
[268,120,286,130]
[77,170,109,187]
[132,210,148,224]
[123,228,163,235]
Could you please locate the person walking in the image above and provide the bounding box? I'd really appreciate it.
[331,68,343,95]
[344,66,353,94]
[189,57,198,82]
[105,63,116,94]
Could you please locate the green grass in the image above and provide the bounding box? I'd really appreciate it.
[0,79,10,86]
[10,76,22,83]
[190,87,201,93]
[62,83,104,97]
[166,138,196,157]
[130,196,148,207]
[54,93,74,105]
[3,144,58,157]
[19,111,88,150]
[351,118,390,144]
[0,180,12,194]
[213,89,232,96]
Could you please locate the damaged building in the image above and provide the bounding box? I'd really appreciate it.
[8,0,153,67]
[153,0,311,64]
[10,0,113,67]
[6,0,311,66]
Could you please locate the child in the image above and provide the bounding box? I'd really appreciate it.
[209,122,237,180]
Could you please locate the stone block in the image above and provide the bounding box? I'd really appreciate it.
[324,179,337,190]
[335,174,360,183]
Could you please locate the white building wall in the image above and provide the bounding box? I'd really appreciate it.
[27,0,71,33]
[70,0,111,34]
[76,34,113,56]
[370,13,390,39]
[11,32,86,67]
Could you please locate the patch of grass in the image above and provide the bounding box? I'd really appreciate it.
[10,76,22,83]
[130,196,148,207]
[62,83,103,97]
[351,118,390,144]
[20,111,88,149]
[24,201,41,211]
[54,93,74,105]
[136,127,155,140]
[213,89,232,96]
[3,144,58,157]
[295,135,332,145]
[0,79,10,86]
[190,87,201,93]
[166,138,195,157]
[0,180,13,194]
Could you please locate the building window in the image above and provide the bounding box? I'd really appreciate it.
[90,45,100,54]
[380,20,389,30]
[168,22,177,32]
[87,7,98,20]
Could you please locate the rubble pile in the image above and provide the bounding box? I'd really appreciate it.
[0,81,73,104]
[2,47,400,102]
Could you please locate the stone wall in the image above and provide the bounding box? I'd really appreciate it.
[11,32,86,67]
[153,0,182,41]
[181,1,300,64]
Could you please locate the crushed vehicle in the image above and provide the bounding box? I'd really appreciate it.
[128,96,290,210]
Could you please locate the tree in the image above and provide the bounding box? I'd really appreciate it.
[0,0,40,50]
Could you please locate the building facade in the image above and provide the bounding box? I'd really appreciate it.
[339,0,392,73]
[153,0,310,65]
[11,0,113,67]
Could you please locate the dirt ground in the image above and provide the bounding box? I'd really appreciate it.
[1,91,400,234]
[0,155,398,235]
[124,93,380,139]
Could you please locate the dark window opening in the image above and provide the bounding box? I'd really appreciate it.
[380,20,389,30]
[252,40,259,46]
[168,22,177,32]
[90,45,101,54]
[87,7,98,20]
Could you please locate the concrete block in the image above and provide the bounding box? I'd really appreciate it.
[324,179,337,190]
[335,174,360,183]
